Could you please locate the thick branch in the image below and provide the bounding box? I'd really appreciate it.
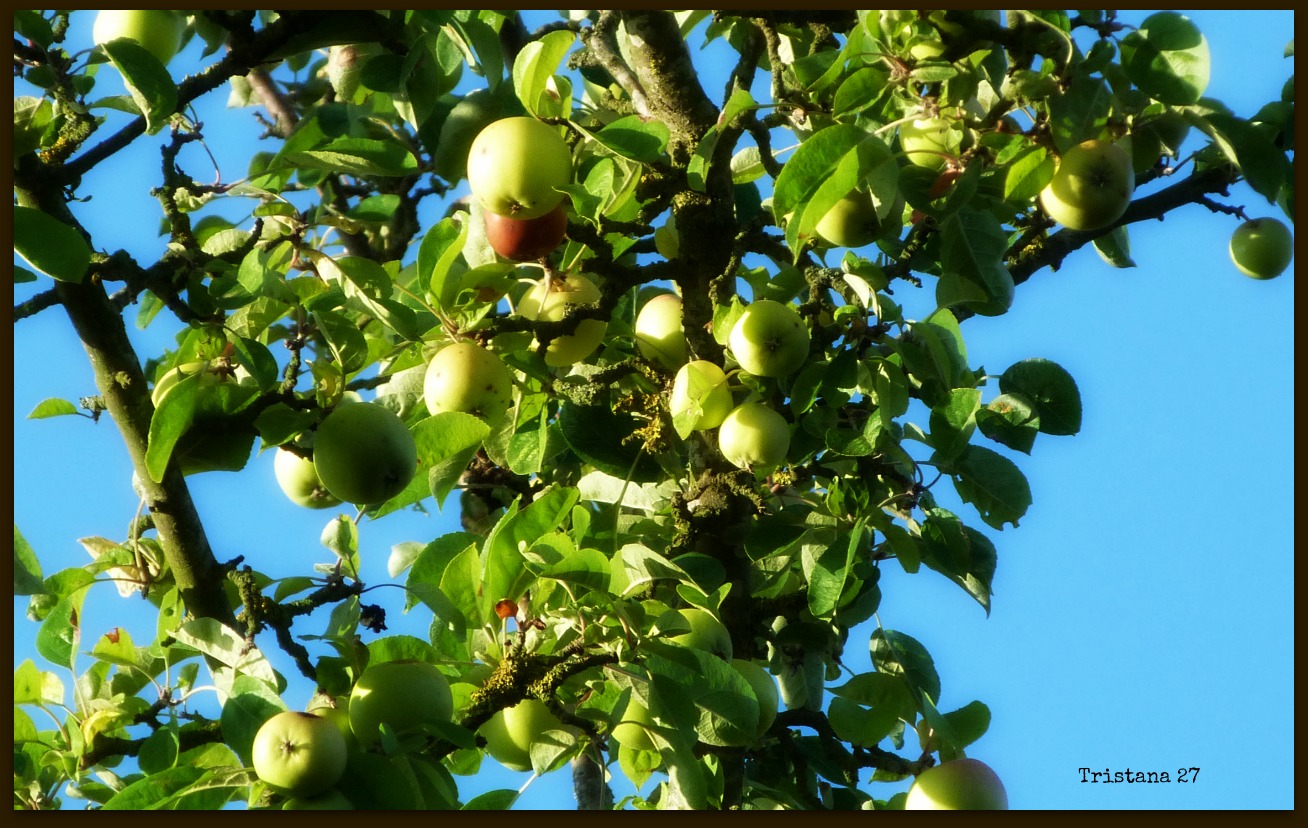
[15,161,235,626]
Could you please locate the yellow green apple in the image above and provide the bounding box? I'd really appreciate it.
[633,293,687,369]
[467,117,572,219]
[905,758,1009,810]
[312,402,417,505]
[251,711,348,799]
[1039,139,1135,231]
[517,273,608,367]
[670,360,733,433]
[718,402,791,471]
[274,448,342,510]
[1229,217,1293,280]
[423,341,514,425]
[348,659,453,747]
[727,299,810,378]
[93,10,185,66]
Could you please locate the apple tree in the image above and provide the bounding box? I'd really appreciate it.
[13,9,1293,810]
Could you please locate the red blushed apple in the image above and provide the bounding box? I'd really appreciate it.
[484,205,568,261]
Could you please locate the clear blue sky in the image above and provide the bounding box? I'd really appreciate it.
[13,10,1293,809]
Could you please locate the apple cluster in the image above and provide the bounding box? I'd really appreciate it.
[250,659,452,808]
[468,116,573,262]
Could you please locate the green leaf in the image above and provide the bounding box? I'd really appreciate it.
[462,789,520,810]
[951,445,1032,530]
[512,28,575,116]
[1120,12,1211,105]
[36,597,79,669]
[929,388,982,465]
[772,124,869,230]
[13,206,91,283]
[14,526,45,596]
[172,618,283,692]
[593,115,670,163]
[942,699,991,751]
[976,393,1039,454]
[26,397,81,419]
[483,486,579,610]
[1191,111,1289,204]
[285,137,419,177]
[922,522,999,615]
[1093,225,1137,268]
[15,659,64,707]
[417,215,469,309]
[936,211,1014,316]
[100,766,206,810]
[311,309,369,375]
[559,402,661,481]
[869,629,941,710]
[999,358,1082,436]
[828,696,901,748]
[100,38,178,133]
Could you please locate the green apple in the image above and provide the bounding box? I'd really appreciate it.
[305,693,355,749]
[479,698,572,773]
[727,299,810,378]
[900,116,961,169]
[484,204,568,261]
[670,360,733,433]
[718,402,791,471]
[517,273,608,367]
[611,696,658,753]
[93,10,185,66]
[312,402,417,506]
[633,293,687,369]
[274,448,342,510]
[730,659,779,738]
[1229,217,1293,280]
[423,341,514,425]
[905,758,1009,810]
[467,117,572,219]
[814,189,902,249]
[667,607,733,661]
[251,711,348,799]
[1039,139,1135,231]
[348,659,453,747]
[282,788,354,809]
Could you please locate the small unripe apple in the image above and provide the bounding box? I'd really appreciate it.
[484,204,568,261]
[517,273,608,367]
[312,402,417,506]
[93,10,185,66]
[1038,139,1135,231]
[423,341,514,425]
[633,293,687,369]
[900,116,961,169]
[667,607,733,661]
[479,698,573,772]
[611,696,658,752]
[905,758,1009,810]
[727,299,810,378]
[348,659,453,747]
[467,117,573,219]
[251,711,348,799]
[670,360,733,432]
[1228,217,1293,280]
[718,402,791,471]
[274,448,342,510]
[815,189,902,248]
